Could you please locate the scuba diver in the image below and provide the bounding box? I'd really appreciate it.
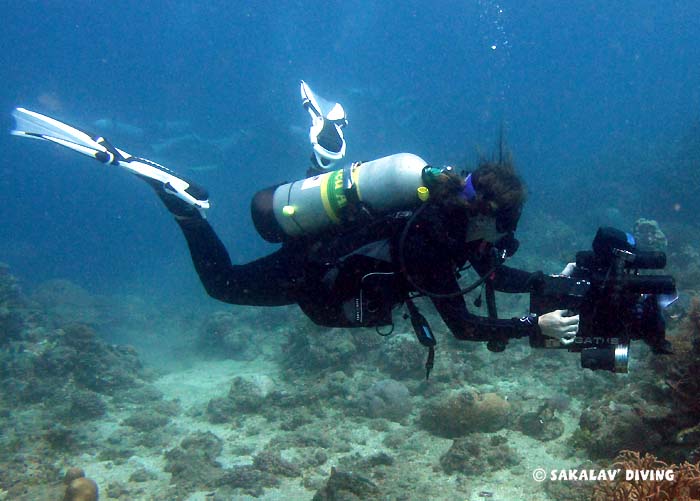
[11,81,578,376]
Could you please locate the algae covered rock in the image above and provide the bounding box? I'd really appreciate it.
[377,333,425,379]
[440,434,520,475]
[418,389,511,438]
[252,449,302,478]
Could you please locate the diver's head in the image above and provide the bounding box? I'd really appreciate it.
[462,160,525,238]
[430,157,526,243]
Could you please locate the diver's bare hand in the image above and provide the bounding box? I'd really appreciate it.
[538,309,579,343]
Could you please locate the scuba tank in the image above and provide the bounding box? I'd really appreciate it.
[252,153,434,243]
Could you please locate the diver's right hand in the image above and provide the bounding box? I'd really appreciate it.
[538,309,579,343]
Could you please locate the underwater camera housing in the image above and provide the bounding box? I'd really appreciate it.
[529,227,677,373]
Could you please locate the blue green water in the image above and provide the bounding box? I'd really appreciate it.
[1,2,700,499]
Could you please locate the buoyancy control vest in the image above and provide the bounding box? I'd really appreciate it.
[251,153,435,242]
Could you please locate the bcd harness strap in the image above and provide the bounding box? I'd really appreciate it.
[405,298,436,380]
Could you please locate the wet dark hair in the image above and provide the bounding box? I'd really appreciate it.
[430,155,527,233]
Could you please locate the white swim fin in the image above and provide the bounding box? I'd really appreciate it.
[11,107,210,215]
[300,81,347,170]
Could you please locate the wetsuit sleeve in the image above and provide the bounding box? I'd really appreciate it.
[471,257,539,293]
[410,261,537,341]
[430,292,539,342]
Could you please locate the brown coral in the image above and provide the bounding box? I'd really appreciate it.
[62,467,99,501]
[418,389,511,437]
[63,467,86,485]
[592,450,700,501]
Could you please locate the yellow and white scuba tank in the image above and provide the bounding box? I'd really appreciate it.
[251,153,435,243]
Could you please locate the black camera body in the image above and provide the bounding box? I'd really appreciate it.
[529,227,676,373]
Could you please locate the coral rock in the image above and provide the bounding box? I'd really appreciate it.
[63,477,98,501]
[377,333,425,379]
[361,378,412,422]
[418,390,511,438]
[63,467,86,485]
[633,218,668,252]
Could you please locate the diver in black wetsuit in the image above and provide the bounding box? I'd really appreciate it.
[10,83,579,355]
[161,156,578,349]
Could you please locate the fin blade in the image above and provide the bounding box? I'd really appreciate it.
[12,107,98,150]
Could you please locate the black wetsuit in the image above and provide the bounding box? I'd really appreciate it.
[175,203,541,342]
